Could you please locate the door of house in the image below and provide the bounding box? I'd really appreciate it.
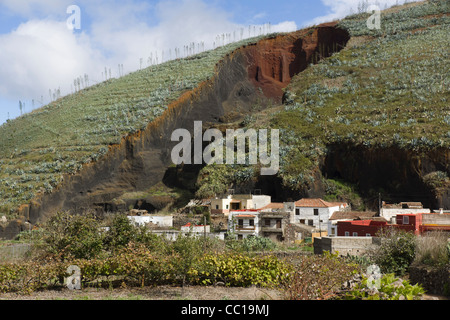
[276,219,282,229]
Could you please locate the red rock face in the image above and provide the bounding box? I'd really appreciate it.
[243,23,350,102]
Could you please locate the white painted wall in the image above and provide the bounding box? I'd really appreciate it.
[380,208,430,222]
[127,215,173,227]
[294,206,340,229]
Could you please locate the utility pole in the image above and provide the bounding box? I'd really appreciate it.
[378,193,382,217]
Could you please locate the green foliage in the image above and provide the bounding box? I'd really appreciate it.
[323,178,365,211]
[103,213,159,252]
[370,228,417,276]
[189,253,292,287]
[0,261,66,294]
[41,212,105,260]
[239,236,277,252]
[422,171,450,189]
[342,273,425,300]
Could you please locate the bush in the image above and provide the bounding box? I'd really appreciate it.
[414,232,450,267]
[369,228,417,276]
[40,211,105,260]
[0,260,67,294]
[241,236,277,252]
[341,273,425,300]
[189,253,292,287]
[282,252,360,300]
[103,213,161,252]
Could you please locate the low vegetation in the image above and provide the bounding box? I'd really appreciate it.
[0,211,428,300]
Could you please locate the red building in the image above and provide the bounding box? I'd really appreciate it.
[337,220,387,237]
[337,212,450,237]
[395,213,423,235]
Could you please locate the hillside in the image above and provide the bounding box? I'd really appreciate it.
[195,0,449,208]
[0,0,449,238]
[0,33,279,219]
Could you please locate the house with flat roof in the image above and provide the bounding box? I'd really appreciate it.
[380,201,430,222]
[328,211,379,236]
[210,194,272,216]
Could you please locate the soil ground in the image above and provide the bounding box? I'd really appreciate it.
[0,285,284,300]
[0,285,447,300]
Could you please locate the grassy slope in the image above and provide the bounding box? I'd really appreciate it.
[0,34,276,217]
[195,1,450,201]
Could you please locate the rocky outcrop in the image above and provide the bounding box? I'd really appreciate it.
[322,144,450,210]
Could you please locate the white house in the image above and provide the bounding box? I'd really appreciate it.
[210,194,271,216]
[293,198,348,231]
[227,210,261,239]
[127,214,173,228]
[380,202,430,223]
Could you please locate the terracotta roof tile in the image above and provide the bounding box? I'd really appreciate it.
[294,198,347,208]
[259,202,284,210]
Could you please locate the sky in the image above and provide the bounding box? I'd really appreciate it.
[0,0,419,125]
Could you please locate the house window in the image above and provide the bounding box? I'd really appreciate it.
[314,209,319,216]
[403,216,409,225]
[232,203,240,210]
[226,205,229,209]
[366,233,371,237]
[353,232,358,236]
[308,220,314,226]
[276,219,282,228]
[238,219,243,227]
[265,219,271,227]
[300,219,305,224]
[345,231,350,236]
[249,219,254,227]
[216,205,219,210]
[296,209,300,215]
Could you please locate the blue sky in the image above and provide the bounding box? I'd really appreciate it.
[0,0,415,125]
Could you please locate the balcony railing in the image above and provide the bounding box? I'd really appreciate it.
[236,225,256,231]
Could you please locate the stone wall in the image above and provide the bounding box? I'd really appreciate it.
[314,236,380,256]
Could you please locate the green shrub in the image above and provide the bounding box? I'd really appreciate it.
[241,236,277,252]
[370,228,417,276]
[40,211,105,260]
[342,273,425,300]
[189,253,292,287]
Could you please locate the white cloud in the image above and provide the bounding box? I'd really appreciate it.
[0,19,102,100]
[309,0,422,25]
